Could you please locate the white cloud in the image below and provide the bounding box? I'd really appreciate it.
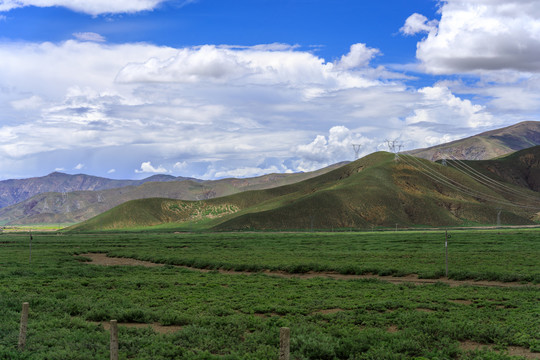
[73,32,106,42]
[0,39,521,180]
[10,95,44,110]
[400,13,438,35]
[406,86,494,129]
[295,126,372,171]
[107,168,116,174]
[173,161,187,170]
[135,161,169,174]
[336,43,380,70]
[54,167,65,171]
[0,0,168,15]
[410,0,540,74]
[115,44,379,89]
[74,163,84,170]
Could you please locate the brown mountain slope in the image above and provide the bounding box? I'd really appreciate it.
[69,150,540,232]
[406,121,540,161]
[0,162,347,225]
[0,172,195,209]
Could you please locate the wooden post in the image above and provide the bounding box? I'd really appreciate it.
[110,320,118,360]
[18,302,29,351]
[279,327,290,360]
[445,230,448,278]
[29,232,32,264]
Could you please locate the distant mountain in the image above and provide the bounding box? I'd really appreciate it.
[0,172,198,209]
[0,162,347,225]
[69,148,540,232]
[406,121,540,161]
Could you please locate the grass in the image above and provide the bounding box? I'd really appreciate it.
[0,229,539,359]
[72,229,540,283]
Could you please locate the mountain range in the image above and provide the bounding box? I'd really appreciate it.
[0,163,346,225]
[69,147,540,232]
[2,121,540,227]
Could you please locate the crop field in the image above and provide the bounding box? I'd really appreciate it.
[0,230,539,359]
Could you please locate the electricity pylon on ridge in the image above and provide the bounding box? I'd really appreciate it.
[385,139,403,161]
[352,144,362,159]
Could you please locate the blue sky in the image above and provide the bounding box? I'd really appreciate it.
[1,0,539,180]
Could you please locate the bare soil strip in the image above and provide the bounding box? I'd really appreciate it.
[77,253,539,288]
[91,320,182,334]
[460,341,540,359]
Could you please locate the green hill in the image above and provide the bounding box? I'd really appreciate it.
[0,162,346,226]
[68,150,540,232]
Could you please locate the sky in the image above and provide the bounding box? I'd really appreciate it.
[0,0,539,180]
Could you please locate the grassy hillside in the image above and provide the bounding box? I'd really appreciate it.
[453,146,540,192]
[406,121,540,160]
[0,163,346,226]
[69,150,540,232]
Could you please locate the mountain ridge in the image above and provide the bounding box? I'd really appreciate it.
[406,121,540,161]
[68,148,540,232]
[0,163,347,225]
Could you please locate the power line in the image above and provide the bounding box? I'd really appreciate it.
[445,155,540,202]
[398,154,540,210]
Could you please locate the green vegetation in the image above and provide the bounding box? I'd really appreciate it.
[69,151,540,232]
[0,230,539,359]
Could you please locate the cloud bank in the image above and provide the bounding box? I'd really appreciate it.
[411,0,540,74]
[0,0,168,15]
[0,26,536,179]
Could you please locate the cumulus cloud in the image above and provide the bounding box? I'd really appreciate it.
[0,39,519,180]
[295,126,371,171]
[400,13,438,35]
[410,0,540,74]
[74,163,84,170]
[73,32,106,42]
[336,43,380,69]
[10,95,44,110]
[115,43,379,89]
[173,161,187,170]
[0,0,168,15]
[107,168,116,174]
[135,161,169,174]
[406,85,494,129]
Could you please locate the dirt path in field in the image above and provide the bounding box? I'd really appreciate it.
[77,253,539,288]
[460,341,540,359]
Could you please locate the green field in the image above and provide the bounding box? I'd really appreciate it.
[0,230,539,359]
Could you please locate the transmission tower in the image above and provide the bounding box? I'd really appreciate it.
[352,144,362,159]
[385,139,403,161]
[496,208,502,227]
